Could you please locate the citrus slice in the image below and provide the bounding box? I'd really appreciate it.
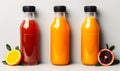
[5,50,21,66]
[98,49,114,66]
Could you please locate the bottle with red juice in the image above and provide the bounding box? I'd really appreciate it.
[20,6,39,65]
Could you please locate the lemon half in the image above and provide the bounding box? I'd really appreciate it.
[6,50,21,66]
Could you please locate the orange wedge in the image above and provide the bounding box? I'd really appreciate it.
[5,50,21,66]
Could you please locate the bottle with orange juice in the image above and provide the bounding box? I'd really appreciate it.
[50,6,70,65]
[81,6,99,65]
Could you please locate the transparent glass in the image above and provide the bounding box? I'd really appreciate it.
[24,12,35,20]
[55,12,65,18]
[85,12,96,17]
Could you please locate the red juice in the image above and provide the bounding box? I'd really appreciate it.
[20,6,39,65]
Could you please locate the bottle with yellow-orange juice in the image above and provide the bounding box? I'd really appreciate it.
[81,6,99,65]
[50,5,70,65]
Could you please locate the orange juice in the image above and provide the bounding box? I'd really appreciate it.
[81,6,99,65]
[50,6,70,65]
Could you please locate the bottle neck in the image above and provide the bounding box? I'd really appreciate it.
[85,12,96,18]
[55,12,66,18]
[24,12,35,20]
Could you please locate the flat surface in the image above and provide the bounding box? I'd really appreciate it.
[0,63,120,71]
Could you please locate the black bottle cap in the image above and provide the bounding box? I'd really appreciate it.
[23,6,36,12]
[84,6,97,12]
[54,6,66,12]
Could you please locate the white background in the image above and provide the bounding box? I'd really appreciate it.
[0,0,120,70]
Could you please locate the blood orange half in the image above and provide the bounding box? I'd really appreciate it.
[98,49,114,66]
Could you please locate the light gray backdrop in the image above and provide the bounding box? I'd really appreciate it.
[0,0,120,64]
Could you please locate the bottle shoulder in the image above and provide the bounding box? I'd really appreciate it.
[20,19,38,29]
[81,17,99,31]
[51,17,69,28]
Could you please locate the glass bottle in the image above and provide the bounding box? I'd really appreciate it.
[20,6,39,65]
[50,6,70,65]
[81,6,99,65]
